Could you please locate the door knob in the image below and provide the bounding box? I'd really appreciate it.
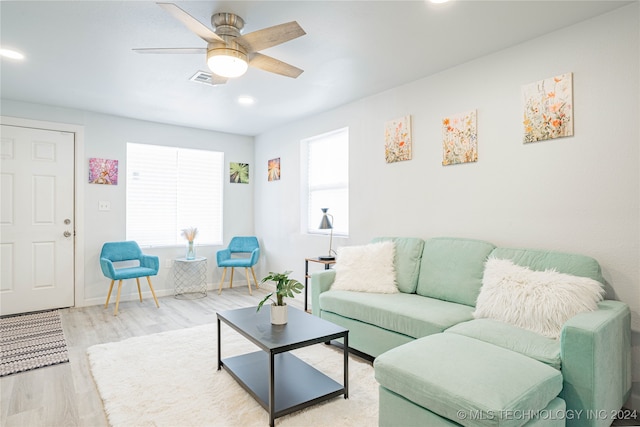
[63,231,72,237]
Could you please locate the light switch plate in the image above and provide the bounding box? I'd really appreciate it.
[98,201,111,211]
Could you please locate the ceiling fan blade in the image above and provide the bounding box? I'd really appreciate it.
[248,53,303,78]
[210,74,228,85]
[236,21,305,52]
[157,2,224,43]
[133,48,206,54]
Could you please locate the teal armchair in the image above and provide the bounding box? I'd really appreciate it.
[216,236,260,295]
[100,241,160,315]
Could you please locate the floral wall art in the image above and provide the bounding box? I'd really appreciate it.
[522,72,573,143]
[442,110,478,166]
[268,157,281,181]
[229,162,249,184]
[384,115,412,163]
[89,158,118,185]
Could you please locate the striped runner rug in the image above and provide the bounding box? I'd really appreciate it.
[0,310,69,377]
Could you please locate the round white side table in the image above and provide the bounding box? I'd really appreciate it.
[173,257,207,299]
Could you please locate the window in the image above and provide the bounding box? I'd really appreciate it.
[302,128,349,236]
[126,143,224,246]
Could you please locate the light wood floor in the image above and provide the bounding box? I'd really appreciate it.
[1,285,293,427]
[2,288,633,427]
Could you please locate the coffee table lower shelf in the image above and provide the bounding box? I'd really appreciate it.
[221,350,346,421]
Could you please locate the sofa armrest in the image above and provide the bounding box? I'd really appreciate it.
[560,300,631,427]
[311,270,336,317]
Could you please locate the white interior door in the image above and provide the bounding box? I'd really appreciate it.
[0,124,75,315]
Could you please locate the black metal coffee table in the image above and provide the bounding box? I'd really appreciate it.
[217,306,349,427]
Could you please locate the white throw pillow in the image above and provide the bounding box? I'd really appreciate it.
[331,241,398,293]
[473,258,604,339]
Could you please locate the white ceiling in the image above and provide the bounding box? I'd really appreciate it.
[0,1,630,136]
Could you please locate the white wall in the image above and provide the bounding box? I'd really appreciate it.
[1,100,256,304]
[254,4,640,408]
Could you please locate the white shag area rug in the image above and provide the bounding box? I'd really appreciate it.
[87,323,378,427]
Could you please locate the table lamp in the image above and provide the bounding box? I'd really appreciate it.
[318,208,335,260]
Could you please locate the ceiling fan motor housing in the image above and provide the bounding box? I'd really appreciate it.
[207,40,247,64]
[212,12,245,35]
[206,12,249,78]
[207,12,247,61]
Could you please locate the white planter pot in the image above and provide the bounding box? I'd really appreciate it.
[270,304,288,325]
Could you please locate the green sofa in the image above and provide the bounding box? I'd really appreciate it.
[311,237,631,427]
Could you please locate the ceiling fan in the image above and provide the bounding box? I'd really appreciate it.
[134,2,306,85]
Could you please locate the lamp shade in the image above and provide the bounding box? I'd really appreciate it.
[318,208,333,229]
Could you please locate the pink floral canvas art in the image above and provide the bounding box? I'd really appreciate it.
[522,73,573,143]
[384,115,412,163]
[89,158,118,185]
[442,110,478,166]
[268,158,280,181]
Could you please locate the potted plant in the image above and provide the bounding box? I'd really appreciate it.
[257,271,304,325]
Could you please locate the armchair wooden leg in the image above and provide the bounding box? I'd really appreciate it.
[114,279,123,316]
[245,267,253,296]
[251,267,259,289]
[218,267,227,295]
[136,278,143,302]
[229,268,235,289]
[105,279,115,308]
[146,276,160,308]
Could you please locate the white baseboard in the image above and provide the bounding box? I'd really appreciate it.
[78,282,218,308]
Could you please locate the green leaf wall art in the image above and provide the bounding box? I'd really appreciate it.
[230,162,249,184]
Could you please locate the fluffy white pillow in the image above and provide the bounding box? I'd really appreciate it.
[474,258,604,339]
[331,241,398,293]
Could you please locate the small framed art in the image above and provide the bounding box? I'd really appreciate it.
[89,158,118,185]
[268,158,281,181]
[523,72,573,143]
[384,115,412,163]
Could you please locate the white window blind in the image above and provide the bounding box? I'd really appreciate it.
[126,143,224,246]
[304,128,349,236]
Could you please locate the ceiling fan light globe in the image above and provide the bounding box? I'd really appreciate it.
[207,52,248,78]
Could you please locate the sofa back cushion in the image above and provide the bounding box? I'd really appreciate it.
[372,237,424,293]
[416,237,495,306]
[489,247,604,283]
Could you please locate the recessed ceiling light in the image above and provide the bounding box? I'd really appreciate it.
[238,96,255,106]
[0,48,25,60]
[430,0,450,3]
